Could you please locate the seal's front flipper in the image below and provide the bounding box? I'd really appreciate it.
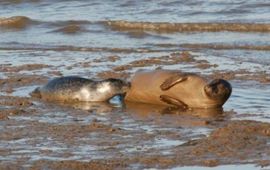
[160,95,188,109]
[30,87,41,98]
[160,74,187,91]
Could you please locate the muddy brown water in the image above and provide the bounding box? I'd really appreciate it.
[0,0,270,169]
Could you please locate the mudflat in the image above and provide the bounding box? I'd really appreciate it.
[0,0,270,169]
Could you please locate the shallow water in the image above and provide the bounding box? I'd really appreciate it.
[0,0,270,169]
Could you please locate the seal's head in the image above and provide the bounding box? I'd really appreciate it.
[99,78,131,95]
[204,79,232,104]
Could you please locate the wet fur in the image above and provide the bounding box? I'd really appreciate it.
[31,76,130,102]
[125,70,232,109]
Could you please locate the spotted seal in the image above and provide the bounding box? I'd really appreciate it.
[125,69,232,109]
[31,76,130,102]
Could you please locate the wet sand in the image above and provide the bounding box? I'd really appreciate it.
[0,92,270,169]
[0,55,270,169]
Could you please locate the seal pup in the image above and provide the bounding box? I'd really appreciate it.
[31,76,130,102]
[125,69,232,109]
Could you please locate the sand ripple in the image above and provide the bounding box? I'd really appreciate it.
[105,20,270,33]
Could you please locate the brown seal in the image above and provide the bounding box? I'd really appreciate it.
[125,69,232,109]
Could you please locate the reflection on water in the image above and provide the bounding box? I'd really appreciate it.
[125,101,224,118]
[124,101,228,127]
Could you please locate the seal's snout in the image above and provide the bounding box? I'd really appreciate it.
[204,79,232,101]
[121,81,131,92]
[126,81,131,89]
[105,78,131,93]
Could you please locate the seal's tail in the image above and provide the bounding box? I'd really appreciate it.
[30,87,41,98]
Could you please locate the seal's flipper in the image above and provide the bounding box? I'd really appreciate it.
[30,87,41,98]
[160,95,188,109]
[160,74,187,91]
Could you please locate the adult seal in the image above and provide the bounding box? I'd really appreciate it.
[31,76,130,102]
[125,69,232,109]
